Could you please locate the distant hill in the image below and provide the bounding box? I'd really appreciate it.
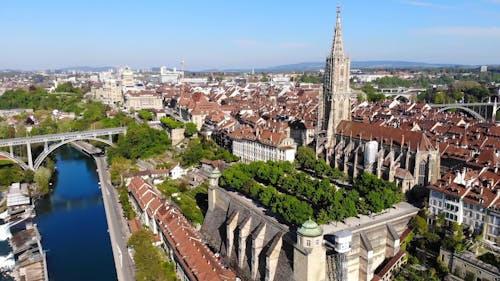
[55,66,115,72]
[201,61,472,73]
[258,61,470,72]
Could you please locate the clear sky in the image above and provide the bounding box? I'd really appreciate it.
[1,0,499,70]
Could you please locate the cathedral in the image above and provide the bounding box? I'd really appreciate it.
[202,6,419,281]
[315,5,440,191]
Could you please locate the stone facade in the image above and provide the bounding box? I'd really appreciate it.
[89,82,123,106]
[203,172,418,281]
[124,90,163,111]
[316,5,351,157]
[439,249,500,281]
[332,120,441,192]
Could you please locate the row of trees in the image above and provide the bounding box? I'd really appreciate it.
[220,160,403,225]
[220,168,313,225]
[295,146,347,181]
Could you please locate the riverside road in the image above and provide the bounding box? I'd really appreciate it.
[95,155,135,281]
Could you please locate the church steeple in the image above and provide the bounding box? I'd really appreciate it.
[331,4,344,58]
[316,3,351,161]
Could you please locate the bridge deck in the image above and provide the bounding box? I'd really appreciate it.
[0,127,126,147]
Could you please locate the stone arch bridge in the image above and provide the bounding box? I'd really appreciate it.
[0,127,126,170]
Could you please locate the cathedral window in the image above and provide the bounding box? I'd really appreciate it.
[418,160,428,185]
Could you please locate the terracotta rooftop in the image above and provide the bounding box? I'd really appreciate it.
[127,177,236,281]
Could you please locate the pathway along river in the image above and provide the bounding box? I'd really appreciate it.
[34,145,116,281]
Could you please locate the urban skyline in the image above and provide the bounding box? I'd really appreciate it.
[1,0,500,70]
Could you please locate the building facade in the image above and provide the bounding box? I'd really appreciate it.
[428,167,500,241]
[124,90,163,111]
[316,5,351,157]
[89,81,123,106]
[229,127,297,163]
[332,120,441,192]
[203,171,418,281]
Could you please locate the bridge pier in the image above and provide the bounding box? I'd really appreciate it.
[9,145,14,157]
[44,141,48,153]
[108,134,112,143]
[26,143,33,170]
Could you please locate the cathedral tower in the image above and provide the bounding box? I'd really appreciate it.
[317,5,351,156]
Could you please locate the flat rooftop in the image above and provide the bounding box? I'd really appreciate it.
[323,202,419,235]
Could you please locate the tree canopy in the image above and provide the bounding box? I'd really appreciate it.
[184,122,197,137]
[160,117,183,129]
[0,88,83,113]
[137,109,154,121]
[127,229,176,281]
[180,138,238,166]
[220,161,403,225]
[108,123,171,161]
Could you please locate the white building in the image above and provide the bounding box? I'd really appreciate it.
[427,167,500,242]
[7,183,30,207]
[89,80,123,106]
[121,66,135,87]
[124,90,163,111]
[160,66,182,84]
[229,127,297,163]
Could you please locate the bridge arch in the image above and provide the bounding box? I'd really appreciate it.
[33,137,113,170]
[0,151,29,170]
[436,106,485,121]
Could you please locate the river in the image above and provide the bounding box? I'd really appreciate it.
[34,145,117,281]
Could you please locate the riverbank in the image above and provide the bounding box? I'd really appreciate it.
[93,155,135,281]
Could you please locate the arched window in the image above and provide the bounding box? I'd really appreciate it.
[418,160,428,185]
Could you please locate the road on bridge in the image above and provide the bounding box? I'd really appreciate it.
[94,156,135,281]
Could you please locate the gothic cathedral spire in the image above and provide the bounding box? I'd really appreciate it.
[317,3,351,159]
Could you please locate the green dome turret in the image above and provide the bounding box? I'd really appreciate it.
[298,219,323,237]
[209,167,221,179]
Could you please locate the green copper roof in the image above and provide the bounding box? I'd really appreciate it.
[209,167,221,179]
[298,219,323,237]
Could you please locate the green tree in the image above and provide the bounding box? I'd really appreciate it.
[109,157,132,186]
[160,117,183,129]
[128,229,176,281]
[33,167,52,195]
[137,109,154,121]
[184,122,197,137]
[412,215,429,235]
[108,123,171,161]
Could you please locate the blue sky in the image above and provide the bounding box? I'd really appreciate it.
[1,0,499,70]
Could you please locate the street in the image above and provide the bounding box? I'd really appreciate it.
[94,156,135,281]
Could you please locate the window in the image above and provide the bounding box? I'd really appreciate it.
[418,160,428,185]
[306,240,311,247]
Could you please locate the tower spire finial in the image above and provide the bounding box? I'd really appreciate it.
[331,1,344,58]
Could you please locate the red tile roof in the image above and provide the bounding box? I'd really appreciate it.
[127,177,235,281]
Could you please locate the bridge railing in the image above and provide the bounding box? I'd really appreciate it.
[0,127,127,147]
